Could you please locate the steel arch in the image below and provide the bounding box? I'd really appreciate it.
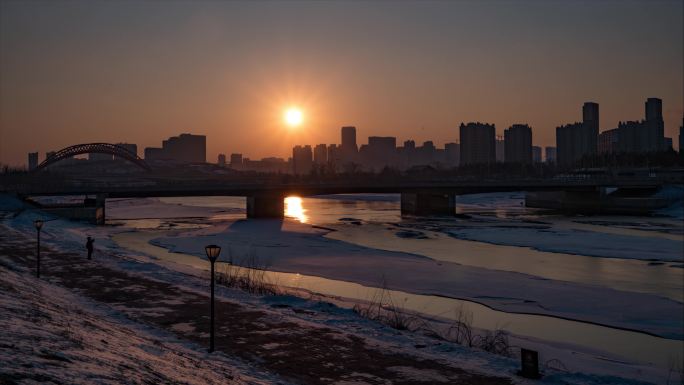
[36,143,151,171]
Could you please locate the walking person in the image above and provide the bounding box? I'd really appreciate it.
[86,236,94,260]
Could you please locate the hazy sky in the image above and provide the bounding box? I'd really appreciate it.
[1,0,682,166]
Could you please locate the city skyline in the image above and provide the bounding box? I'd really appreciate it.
[1,0,682,166]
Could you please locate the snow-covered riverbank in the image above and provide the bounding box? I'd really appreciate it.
[2,192,682,383]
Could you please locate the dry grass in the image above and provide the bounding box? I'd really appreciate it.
[354,282,513,357]
[214,247,282,296]
[353,279,425,331]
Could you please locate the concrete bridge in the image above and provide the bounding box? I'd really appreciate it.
[7,175,676,220]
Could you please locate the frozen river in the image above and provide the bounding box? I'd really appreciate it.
[107,192,683,372]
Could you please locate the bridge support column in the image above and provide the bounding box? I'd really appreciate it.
[246,193,285,218]
[400,192,455,216]
[84,194,107,225]
[95,194,107,225]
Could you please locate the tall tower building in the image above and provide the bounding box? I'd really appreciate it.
[28,152,38,170]
[679,118,683,153]
[292,145,313,175]
[313,144,328,164]
[582,102,599,155]
[340,126,358,163]
[645,98,664,151]
[459,122,496,165]
[503,124,532,164]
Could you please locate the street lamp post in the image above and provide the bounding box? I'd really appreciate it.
[34,220,44,278]
[205,244,221,353]
[33,219,44,278]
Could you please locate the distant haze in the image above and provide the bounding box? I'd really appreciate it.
[1,0,682,166]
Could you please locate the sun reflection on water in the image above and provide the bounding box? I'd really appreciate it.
[285,196,308,223]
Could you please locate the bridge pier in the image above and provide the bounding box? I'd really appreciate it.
[246,193,285,218]
[400,192,456,216]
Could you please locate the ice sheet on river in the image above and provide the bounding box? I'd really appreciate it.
[444,226,683,262]
[153,219,684,339]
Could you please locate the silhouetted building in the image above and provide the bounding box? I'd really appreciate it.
[598,128,620,153]
[532,146,542,163]
[144,134,206,163]
[644,98,664,151]
[28,152,38,170]
[460,122,496,165]
[144,147,164,160]
[545,147,556,163]
[340,126,358,163]
[230,153,243,169]
[444,142,460,166]
[416,141,436,167]
[679,118,684,154]
[292,145,313,175]
[601,99,667,154]
[364,136,397,171]
[583,102,600,139]
[503,124,532,164]
[327,145,341,168]
[313,144,327,164]
[556,102,599,168]
[495,135,504,162]
[664,137,673,151]
[162,134,206,163]
[217,154,226,166]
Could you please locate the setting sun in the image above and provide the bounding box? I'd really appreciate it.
[284,107,303,127]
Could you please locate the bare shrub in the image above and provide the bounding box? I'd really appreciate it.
[353,279,425,332]
[473,329,511,356]
[354,282,512,358]
[214,246,281,296]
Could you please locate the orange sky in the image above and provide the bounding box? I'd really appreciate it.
[1,1,682,166]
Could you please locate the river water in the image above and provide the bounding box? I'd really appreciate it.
[108,193,683,370]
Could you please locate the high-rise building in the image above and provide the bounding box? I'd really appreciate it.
[644,98,664,151]
[444,143,460,167]
[28,152,38,170]
[230,153,243,169]
[144,147,164,160]
[679,119,683,153]
[327,145,341,168]
[340,126,358,163]
[600,99,666,154]
[544,147,556,163]
[495,135,505,162]
[556,103,599,168]
[217,154,226,166]
[416,141,437,165]
[144,133,206,163]
[664,137,673,150]
[162,134,206,163]
[292,145,313,175]
[313,144,328,164]
[459,122,496,165]
[532,146,542,163]
[503,124,532,164]
[583,102,600,138]
[363,136,397,170]
[598,128,620,153]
